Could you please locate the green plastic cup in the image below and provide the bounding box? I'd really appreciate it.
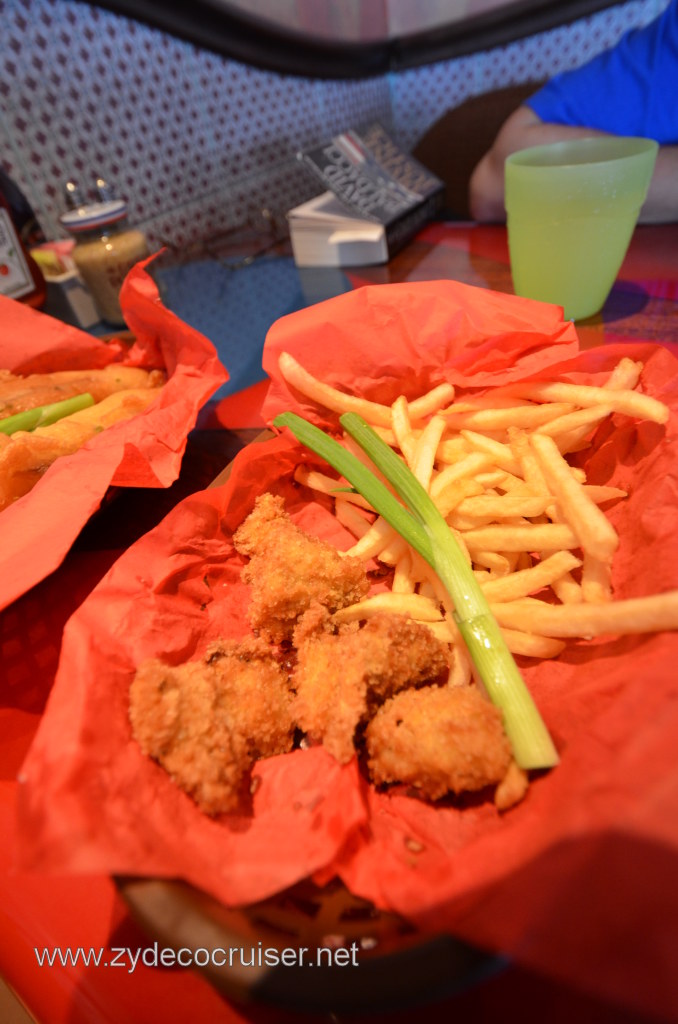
[504,136,658,321]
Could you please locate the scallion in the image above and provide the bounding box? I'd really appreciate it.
[274,411,433,563]
[0,392,95,436]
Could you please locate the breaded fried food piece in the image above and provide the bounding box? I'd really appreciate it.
[130,658,245,815]
[294,612,450,764]
[0,365,164,417]
[366,684,528,808]
[205,637,295,761]
[129,637,294,815]
[233,492,369,642]
[0,385,162,511]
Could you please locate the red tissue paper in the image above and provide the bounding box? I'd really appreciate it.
[17,281,678,1019]
[0,255,228,611]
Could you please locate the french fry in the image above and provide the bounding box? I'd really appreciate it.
[370,425,400,447]
[463,523,579,553]
[407,381,456,419]
[491,379,669,425]
[420,618,456,644]
[500,628,567,659]
[333,592,444,624]
[470,550,514,575]
[504,550,526,573]
[480,550,582,602]
[530,433,619,561]
[335,497,373,538]
[474,470,515,489]
[425,618,566,659]
[448,642,473,686]
[448,511,496,531]
[440,402,574,431]
[460,430,522,474]
[550,567,584,605]
[432,478,483,519]
[377,535,410,566]
[279,352,395,426]
[535,404,612,440]
[487,471,536,496]
[343,516,400,560]
[411,414,446,489]
[418,579,440,603]
[441,394,534,412]
[604,357,644,391]
[583,484,627,505]
[429,452,497,497]
[581,552,613,604]
[390,395,417,464]
[436,435,473,463]
[454,494,555,520]
[490,590,678,638]
[392,552,416,594]
[30,386,162,436]
[294,465,374,509]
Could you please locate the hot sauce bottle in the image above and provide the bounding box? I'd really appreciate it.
[0,169,46,308]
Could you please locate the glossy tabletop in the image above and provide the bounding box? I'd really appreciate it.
[345,221,678,351]
[1,220,677,1024]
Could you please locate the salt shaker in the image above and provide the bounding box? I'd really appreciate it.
[60,178,149,326]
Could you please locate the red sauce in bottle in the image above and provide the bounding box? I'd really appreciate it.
[0,175,46,308]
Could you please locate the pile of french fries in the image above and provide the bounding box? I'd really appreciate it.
[278,351,678,685]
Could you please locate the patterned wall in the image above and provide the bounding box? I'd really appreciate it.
[0,0,668,251]
[391,0,669,151]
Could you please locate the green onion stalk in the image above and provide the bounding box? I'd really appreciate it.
[0,393,95,436]
[274,410,559,770]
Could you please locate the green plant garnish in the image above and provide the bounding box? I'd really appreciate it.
[0,393,95,435]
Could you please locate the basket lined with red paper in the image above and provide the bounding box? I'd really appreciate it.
[0,255,228,612]
[16,281,678,1019]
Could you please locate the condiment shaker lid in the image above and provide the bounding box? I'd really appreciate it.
[60,199,129,233]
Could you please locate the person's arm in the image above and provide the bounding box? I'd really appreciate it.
[469,104,678,224]
[469,106,607,222]
[640,145,678,223]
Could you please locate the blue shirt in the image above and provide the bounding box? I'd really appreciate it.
[527,0,678,144]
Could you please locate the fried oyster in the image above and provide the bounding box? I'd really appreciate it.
[232,492,369,642]
[366,684,528,810]
[129,636,294,814]
[293,610,450,764]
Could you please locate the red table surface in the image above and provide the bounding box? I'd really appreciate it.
[2,221,678,1024]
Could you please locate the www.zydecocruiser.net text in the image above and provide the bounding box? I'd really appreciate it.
[34,942,362,973]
